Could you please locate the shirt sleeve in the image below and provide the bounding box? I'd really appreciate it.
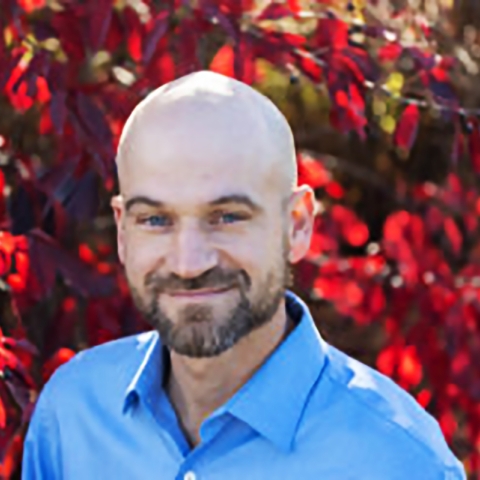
[21,384,62,480]
[444,465,467,480]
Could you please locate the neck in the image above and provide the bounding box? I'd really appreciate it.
[165,299,294,447]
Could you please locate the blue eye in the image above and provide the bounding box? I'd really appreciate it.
[213,212,248,225]
[141,215,170,227]
[221,213,242,223]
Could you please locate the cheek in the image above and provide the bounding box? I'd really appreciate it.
[123,233,165,278]
[225,232,283,277]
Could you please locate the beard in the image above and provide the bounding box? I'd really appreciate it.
[128,246,292,358]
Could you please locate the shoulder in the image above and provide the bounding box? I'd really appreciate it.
[41,331,157,405]
[302,343,464,477]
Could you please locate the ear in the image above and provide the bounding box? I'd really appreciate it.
[110,195,126,265]
[287,185,316,264]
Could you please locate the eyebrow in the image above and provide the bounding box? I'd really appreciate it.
[124,194,263,213]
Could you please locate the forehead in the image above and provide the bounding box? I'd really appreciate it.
[119,106,283,208]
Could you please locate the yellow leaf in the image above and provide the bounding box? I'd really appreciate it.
[385,72,404,94]
[381,115,396,134]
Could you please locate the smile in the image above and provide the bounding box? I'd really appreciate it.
[166,287,233,299]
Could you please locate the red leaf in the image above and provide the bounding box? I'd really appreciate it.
[0,433,23,478]
[444,217,462,256]
[294,53,323,82]
[174,18,201,76]
[42,348,76,383]
[325,182,344,199]
[0,396,6,429]
[0,51,24,93]
[439,410,458,444]
[377,42,402,62]
[297,156,330,188]
[14,251,29,278]
[394,104,420,150]
[430,65,448,83]
[344,281,364,307]
[346,223,369,247]
[416,389,432,408]
[398,346,422,388]
[368,285,386,316]
[51,10,86,61]
[210,44,234,77]
[7,273,26,293]
[257,3,292,20]
[124,6,143,63]
[0,346,35,388]
[313,18,349,50]
[78,243,97,264]
[18,0,45,11]
[377,344,401,376]
[143,50,176,86]
[0,231,17,256]
[424,206,444,234]
[104,10,124,53]
[233,35,256,83]
[217,0,254,17]
[287,0,301,14]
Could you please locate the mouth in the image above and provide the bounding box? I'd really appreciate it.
[165,287,233,299]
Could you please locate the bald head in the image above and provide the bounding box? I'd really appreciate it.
[112,71,315,358]
[116,70,297,196]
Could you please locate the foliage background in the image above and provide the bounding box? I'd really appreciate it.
[0,0,478,477]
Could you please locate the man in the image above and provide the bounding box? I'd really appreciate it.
[22,71,466,479]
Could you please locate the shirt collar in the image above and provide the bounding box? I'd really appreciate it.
[122,291,328,453]
[224,290,328,452]
[123,330,164,414]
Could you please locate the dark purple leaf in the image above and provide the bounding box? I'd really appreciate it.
[342,47,381,83]
[33,21,58,41]
[50,90,67,135]
[46,61,66,92]
[2,338,38,356]
[406,47,435,71]
[64,170,99,222]
[469,122,480,174]
[28,229,115,298]
[27,231,57,296]
[4,372,31,410]
[75,93,112,147]
[452,123,465,166]
[204,5,238,41]
[88,0,112,51]
[37,157,78,202]
[142,10,169,65]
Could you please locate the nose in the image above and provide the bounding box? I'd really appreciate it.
[167,221,218,279]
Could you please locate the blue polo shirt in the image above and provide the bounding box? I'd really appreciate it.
[22,291,465,479]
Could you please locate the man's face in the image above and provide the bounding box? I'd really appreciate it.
[113,88,308,358]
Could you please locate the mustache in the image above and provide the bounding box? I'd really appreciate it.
[145,268,251,292]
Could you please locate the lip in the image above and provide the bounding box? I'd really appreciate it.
[166,287,232,298]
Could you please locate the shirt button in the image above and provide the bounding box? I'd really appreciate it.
[184,472,196,480]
